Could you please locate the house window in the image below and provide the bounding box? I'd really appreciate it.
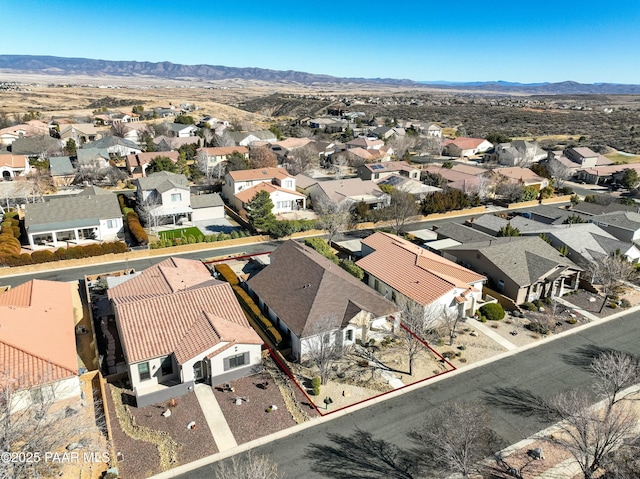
[171,193,182,202]
[345,329,353,342]
[373,173,379,180]
[138,362,151,381]
[497,280,505,293]
[30,386,44,403]
[107,219,116,229]
[224,352,249,371]
[374,279,380,291]
[161,356,173,376]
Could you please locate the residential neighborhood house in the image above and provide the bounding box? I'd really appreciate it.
[246,240,398,361]
[108,257,263,407]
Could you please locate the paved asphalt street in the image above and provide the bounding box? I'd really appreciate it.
[172,313,640,479]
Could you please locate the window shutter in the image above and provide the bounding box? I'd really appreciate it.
[223,357,230,371]
[243,352,250,365]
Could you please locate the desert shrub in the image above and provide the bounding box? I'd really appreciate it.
[566,318,578,325]
[521,301,537,311]
[441,351,456,360]
[31,250,55,263]
[525,322,550,335]
[311,377,321,396]
[304,237,339,263]
[339,259,365,280]
[479,303,505,321]
[607,302,618,309]
[620,298,631,308]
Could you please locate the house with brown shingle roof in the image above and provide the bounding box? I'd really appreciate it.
[108,257,263,407]
[356,232,486,318]
[0,279,80,410]
[247,240,398,361]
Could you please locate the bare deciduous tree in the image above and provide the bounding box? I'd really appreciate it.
[314,197,352,246]
[547,159,572,188]
[413,401,498,478]
[285,145,318,176]
[396,300,444,376]
[591,350,639,410]
[305,317,345,385]
[212,451,282,479]
[0,370,107,479]
[588,252,638,313]
[546,390,635,479]
[212,132,236,147]
[386,189,420,236]
[110,121,129,138]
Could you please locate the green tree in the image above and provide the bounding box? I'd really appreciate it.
[340,124,354,142]
[147,156,178,174]
[132,105,144,114]
[522,185,538,201]
[485,132,511,144]
[174,114,195,125]
[497,222,520,237]
[64,138,77,157]
[563,213,585,224]
[621,168,639,190]
[226,151,250,171]
[246,190,276,231]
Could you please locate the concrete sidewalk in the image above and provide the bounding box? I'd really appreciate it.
[194,384,237,451]
[468,318,518,351]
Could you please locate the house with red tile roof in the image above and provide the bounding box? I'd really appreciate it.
[247,240,397,361]
[222,167,306,214]
[108,257,263,407]
[0,153,30,180]
[356,232,486,318]
[443,137,493,157]
[0,279,80,410]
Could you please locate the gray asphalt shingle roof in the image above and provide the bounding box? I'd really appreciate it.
[136,171,189,193]
[247,240,396,339]
[446,237,581,287]
[49,156,75,176]
[25,190,121,234]
[191,193,224,209]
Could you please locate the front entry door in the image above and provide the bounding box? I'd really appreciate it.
[193,360,208,383]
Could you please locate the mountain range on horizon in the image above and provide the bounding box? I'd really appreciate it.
[1,55,640,95]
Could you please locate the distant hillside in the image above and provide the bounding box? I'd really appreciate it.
[419,80,640,95]
[1,55,639,94]
[0,55,416,86]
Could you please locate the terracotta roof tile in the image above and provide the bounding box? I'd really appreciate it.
[0,280,77,389]
[228,167,292,182]
[110,258,261,363]
[356,232,485,306]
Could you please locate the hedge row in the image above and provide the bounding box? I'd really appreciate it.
[149,230,252,249]
[267,219,318,238]
[214,263,239,285]
[0,213,22,256]
[126,211,148,246]
[304,237,365,280]
[0,241,128,267]
[230,283,283,346]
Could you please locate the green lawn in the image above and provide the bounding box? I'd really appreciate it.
[157,227,203,241]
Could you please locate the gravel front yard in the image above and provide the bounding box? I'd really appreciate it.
[105,385,216,479]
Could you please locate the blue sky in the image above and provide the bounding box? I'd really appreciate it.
[3,0,639,84]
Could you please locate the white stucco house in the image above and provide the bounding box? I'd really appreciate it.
[247,240,398,361]
[135,171,192,225]
[24,187,124,249]
[222,167,306,214]
[356,232,487,319]
[108,257,263,407]
[0,279,81,412]
[0,153,30,180]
